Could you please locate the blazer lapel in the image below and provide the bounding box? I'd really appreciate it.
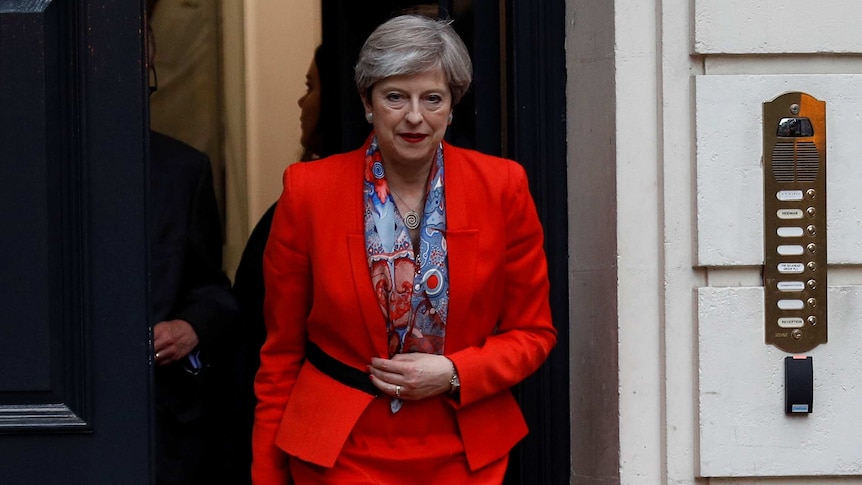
[336,145,390,358]
[347,233,389,358]
[442,144,478,351]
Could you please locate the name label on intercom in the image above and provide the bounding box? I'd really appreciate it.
[763,92,826,353]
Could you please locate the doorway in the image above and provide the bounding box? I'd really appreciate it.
[148,0,570,482]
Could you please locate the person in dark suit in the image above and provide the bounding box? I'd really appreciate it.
[147,5,238,483]
[150,131,237,485]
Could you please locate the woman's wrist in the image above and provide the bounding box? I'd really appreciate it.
[446,358,460,395]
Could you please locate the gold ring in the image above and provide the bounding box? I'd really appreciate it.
[395,385,401,398]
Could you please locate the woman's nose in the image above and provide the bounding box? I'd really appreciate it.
[405,101,423,124]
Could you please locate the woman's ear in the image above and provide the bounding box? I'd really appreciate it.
[361,96,374,124]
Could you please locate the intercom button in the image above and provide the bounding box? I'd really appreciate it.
[777,226,803,237]
[777,299,805,310]
[778,262,805,274]
[777,245,804,256]
[777,281,805,292]
[778,317,804,328]
[777,190,804,201]
[777,209,803,219]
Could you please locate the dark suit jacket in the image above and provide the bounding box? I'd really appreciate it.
[150,131,237,483]
[252,141,557,483]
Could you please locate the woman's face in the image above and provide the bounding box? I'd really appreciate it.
[362,68,452,171]
[297,58,322,153]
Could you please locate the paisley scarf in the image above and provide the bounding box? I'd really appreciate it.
[363,135,450,368]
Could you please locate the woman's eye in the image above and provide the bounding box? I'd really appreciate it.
[427,95,442,104]
[386,93,403,102]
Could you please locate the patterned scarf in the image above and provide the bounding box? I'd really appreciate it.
[363,136,450,366]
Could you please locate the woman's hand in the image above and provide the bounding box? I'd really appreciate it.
[368,353,455,400]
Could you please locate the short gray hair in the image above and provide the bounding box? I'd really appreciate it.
[354,15,473,106]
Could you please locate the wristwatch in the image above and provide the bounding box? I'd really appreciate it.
[448,370,460,394]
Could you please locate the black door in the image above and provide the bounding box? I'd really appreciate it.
[322,1,569,483]
[0,1,152,483]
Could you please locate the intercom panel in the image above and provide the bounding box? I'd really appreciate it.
[763,92,826,353]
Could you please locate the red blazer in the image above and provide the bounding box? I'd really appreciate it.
[252,141,557,484]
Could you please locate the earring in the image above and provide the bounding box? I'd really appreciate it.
[365,112,374,124]
[448,112,453,124]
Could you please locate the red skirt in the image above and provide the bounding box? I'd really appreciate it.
[289,394,508,484]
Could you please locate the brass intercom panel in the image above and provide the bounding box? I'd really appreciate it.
[763,92,826,353]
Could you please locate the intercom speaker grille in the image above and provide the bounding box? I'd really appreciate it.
[772,141,819,182]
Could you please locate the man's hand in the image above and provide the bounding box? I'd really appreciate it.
[153,319,199,366]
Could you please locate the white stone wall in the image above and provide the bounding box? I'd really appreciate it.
[692,0,862,479]
[569,0,862,483]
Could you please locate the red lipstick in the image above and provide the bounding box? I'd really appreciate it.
[400,133,427,143]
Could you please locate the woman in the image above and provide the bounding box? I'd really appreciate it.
[253,14,557,484]
[297,44,338,162]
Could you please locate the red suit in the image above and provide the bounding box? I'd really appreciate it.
[252,141,557,483]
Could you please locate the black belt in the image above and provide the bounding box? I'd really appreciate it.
[305,341,379,397]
